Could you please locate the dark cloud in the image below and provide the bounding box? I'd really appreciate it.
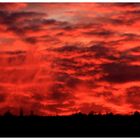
[127,46,140,53]
[53,43,117,61]
[0,10,46,26]
[84,29,115,37]
[54,45,83,53]
[0,50,26,55]
[47,82,75,102]
[101,62,140,83]
[79,103,112,114]
[88,44,113,58]
[0,10,47,44]
[126,86,140,109]
[0,86,8,103]
[24,37,38,44]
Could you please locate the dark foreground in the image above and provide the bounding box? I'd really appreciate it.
[1,112,140,137]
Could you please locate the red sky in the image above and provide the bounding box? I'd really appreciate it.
[0,3,140,116]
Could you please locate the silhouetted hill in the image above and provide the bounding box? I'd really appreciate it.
[1,112,140,137]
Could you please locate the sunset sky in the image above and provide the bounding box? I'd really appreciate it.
[0,3,140,116]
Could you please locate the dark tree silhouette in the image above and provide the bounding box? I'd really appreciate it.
[3,110,13,117]
[0,111,140,137]
[134,111,140,116]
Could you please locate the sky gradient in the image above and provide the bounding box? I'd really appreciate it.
[0,3,140,116]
